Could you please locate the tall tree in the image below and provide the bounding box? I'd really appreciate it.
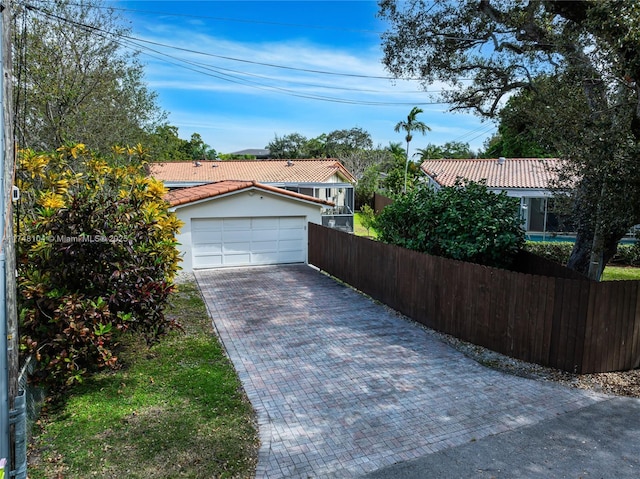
[394,107,430,193]
[339,147,392,182]
[480,86,559,159]
[381,141,423,196]
[304,134,328,158]
[184,132,216,161]
[325,127,373,157]
[144,124,189,161]
[415,144,444,161]
[266,133,308,159]
[417,141,475,160]
[13,0,165,153]
[380,0,640,280]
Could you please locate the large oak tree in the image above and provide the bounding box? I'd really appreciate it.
[379,0,640,279]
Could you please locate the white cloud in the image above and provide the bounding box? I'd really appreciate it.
[125,5,494,156]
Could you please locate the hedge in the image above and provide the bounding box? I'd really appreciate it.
[523,241,640,267]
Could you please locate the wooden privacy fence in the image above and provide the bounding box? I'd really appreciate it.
[308,223,640,374]
[373,192,394,214]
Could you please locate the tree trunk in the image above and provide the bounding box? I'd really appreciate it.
[567,230,592,276]
[568,227,623,280]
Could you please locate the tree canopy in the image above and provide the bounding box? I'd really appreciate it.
[265,133,309,159]
[380,0,640,279]
[14,0,165,153]
[416,141,475,160]
[478,82,560,159]
[265,127,374,160]
[325,127,373,157]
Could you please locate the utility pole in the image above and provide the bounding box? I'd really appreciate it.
[1,0,19,474]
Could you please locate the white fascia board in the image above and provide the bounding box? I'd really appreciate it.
[490,188,553,197]
[164,181,211,188]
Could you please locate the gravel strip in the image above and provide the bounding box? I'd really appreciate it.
[428,326,640,398]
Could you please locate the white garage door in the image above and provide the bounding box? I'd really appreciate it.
[191,216,306,269]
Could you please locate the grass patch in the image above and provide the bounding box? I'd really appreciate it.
[353,212,378,238]
[602,266,640,281]
[28,280,259,479]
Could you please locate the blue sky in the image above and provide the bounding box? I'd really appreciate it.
[109,1,497,156]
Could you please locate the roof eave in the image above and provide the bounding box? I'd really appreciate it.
[167,182,334,209]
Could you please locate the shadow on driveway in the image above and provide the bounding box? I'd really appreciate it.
[195,265,639,478]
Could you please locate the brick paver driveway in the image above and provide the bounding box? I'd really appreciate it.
[195,265,605,478]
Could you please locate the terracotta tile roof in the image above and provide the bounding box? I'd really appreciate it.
[421,158,563,189]
[164,180,335,208]
[150,159,356,184]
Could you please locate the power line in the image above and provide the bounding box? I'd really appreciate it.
[18,0,499,145]
[23,2,452,106]
[93,1,386,35]
[95,0,481,43]
[118,34,441,96]
[22,2,404,80]
[450,123,497,144]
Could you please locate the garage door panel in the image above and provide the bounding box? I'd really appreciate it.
[252,218,280,229]
[192,219,222,232]
[223,242,251,253]
[252,252,280,264]
[251,229,279,241]
[195,254,223,268]
[279,229,304,241]
[223,218,252,230]
[223,229,252,242]
[251,240,279,253]
[192,233,222,245]
[223,252,252,265]
[279,217,304,228]
[192,216,306,269]
[279,239,303,251]
[194,244,223,255]
[278,250,304,262]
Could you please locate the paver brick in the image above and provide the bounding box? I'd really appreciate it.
[195,265,606,478]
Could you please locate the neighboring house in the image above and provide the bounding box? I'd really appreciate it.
[229,148,271,159]
[165,180,333,271]
[420,157,566,235]
[150,159,356,232]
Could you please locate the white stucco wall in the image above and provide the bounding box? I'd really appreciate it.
[171,189,324,272]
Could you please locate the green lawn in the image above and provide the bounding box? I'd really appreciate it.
[28,280,259,479]
[602,266,640,281]
[354,212,378,238]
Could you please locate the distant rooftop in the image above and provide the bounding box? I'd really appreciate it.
[229,148,270,158]
[150,159,356,184]
[421,158,563,190]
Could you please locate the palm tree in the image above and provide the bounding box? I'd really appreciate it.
[386,141,406,159]
[415,144,443,162]
[394,107,431,193]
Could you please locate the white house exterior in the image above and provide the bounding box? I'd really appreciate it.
[421,158,565,235]
[165,180,332,272]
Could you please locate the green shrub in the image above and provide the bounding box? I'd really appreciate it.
[523,241,574,265]
[18,144,183,389]
[609,243,640,266]
[359,205,376,235]
[375,180,525,268]
[524,241,640,266]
